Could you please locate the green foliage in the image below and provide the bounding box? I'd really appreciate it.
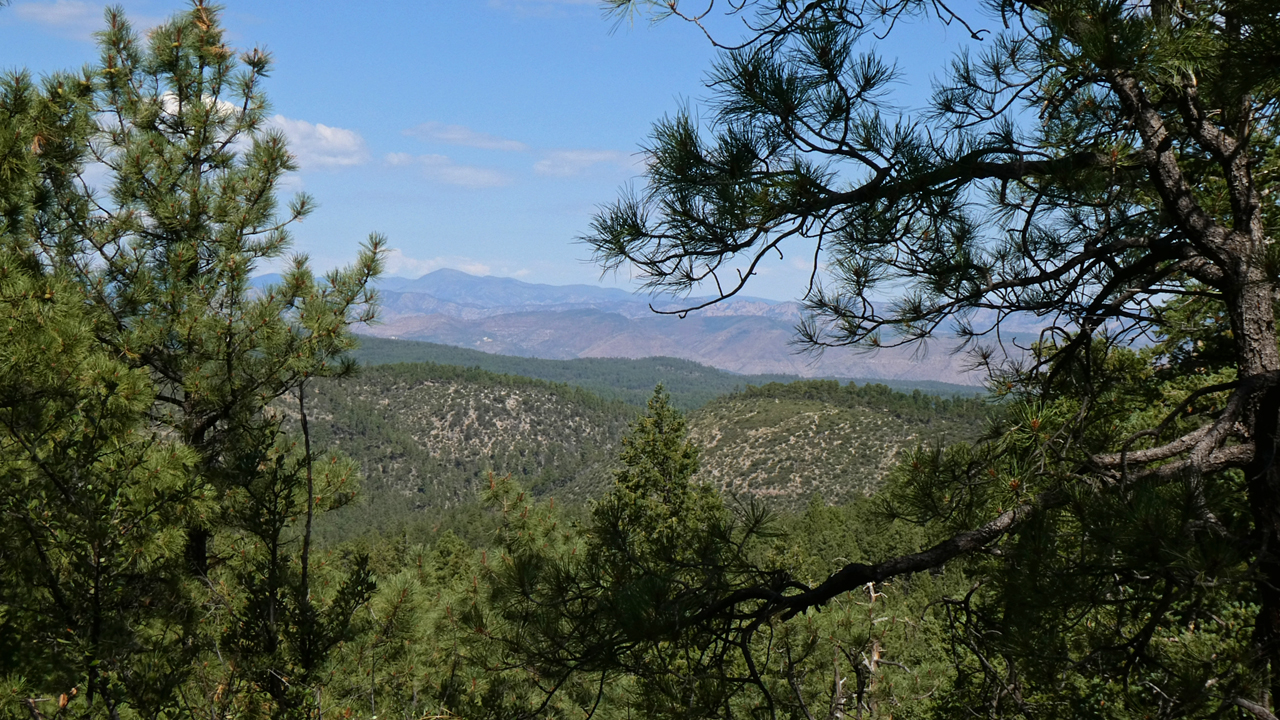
[582,0,1280,717]
[3,2,1010,719]
[1,3,383,717]
[589,387,727,608]
[479,388,753,716]
[299,364,984,542]
[474,387,970,720]
[0,231,206,716]
[12,1,1280,718]
[301,362,641,544]
[733,379,990,427]
[0,30,203,717]
[884,337,1262,718]
[691,380,992,508]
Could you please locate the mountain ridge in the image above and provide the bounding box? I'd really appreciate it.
[254,269,1002,384]
[352,336,985,407]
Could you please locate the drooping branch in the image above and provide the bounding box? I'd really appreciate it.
[694,363,1270,626]
[610,145,1131,328]
[688,488,1066,628]
[806,149,1112,216]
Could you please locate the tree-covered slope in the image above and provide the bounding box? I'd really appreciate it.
[688,381,989,509]
[307,365,993,540]
[305,363,640,541]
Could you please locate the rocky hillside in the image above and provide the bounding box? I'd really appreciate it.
[304,363,637,541]
[306,364,991,541]
[689,382,986,508]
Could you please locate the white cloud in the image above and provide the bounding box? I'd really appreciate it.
[383,249,492,278]
[268,115,369,170]
[12,1,97,31]
[533,149,638,177]
[275,171,305,195]
[12,1,164,40]
[385,152,510,188]
[13,0,95,24]
[405,122,527,152]
[157,92,240,120]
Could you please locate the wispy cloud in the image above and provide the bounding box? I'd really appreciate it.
[268,115,369,169]
[405,122,528,152]
[383,249,493,278]
[385,152,510,188]
[12,0,101,38]
[11,1,163,39]
[533,149,637,177]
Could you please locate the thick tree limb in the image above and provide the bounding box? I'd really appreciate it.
[1093,371,1280,470]
[1107,71,1230,264]
[770,489,1065,620]
[681,489,1069,628]
[1234,697,1280,720]
[699,394,1261,628]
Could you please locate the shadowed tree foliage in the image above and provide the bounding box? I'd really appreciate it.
[580,0,1280,717]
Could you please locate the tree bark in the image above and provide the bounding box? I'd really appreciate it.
[1227,258,1280,706]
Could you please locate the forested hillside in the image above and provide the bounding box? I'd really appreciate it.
[303,363,639,542]
[690,381,988,507]
[305,364,990,541]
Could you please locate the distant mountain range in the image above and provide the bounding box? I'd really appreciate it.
[255,269,1012,385]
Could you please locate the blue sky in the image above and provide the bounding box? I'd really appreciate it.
[1,0,979,301]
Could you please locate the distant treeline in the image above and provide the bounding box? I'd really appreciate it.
[353,335,985,409]
[353,360,637,415]
[732,379,993,427]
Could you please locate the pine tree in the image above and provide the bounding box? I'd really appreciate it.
[0,65,209,717]
[591,385,717,563]
[1,3,383,717]
[588,1,1280,717]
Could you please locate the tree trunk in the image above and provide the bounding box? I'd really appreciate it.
[186,526,210,578]
[1229,267,1280,708]
[1246,382,1280,707]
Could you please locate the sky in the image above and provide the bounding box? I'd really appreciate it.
[0,0,982,301]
